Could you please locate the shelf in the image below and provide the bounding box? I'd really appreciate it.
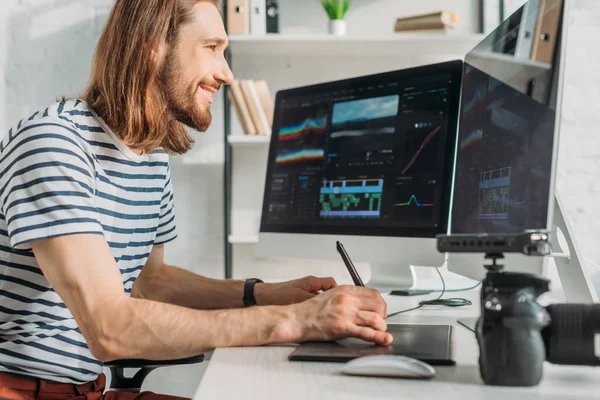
[228,234,259,244]
[227,135,271,146]
[469,50,552,70]
[466,50,552,93]
[228,33,485,57]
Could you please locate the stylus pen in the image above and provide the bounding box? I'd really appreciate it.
[336,241,365,287]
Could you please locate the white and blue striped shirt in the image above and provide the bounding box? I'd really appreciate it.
[0,99,177,384]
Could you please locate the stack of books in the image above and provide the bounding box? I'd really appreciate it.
[228,80,274,136]
[394,11,460,33]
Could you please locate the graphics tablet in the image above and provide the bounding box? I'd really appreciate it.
[288,324,455,365]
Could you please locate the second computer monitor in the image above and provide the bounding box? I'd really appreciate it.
[448,0,566,281]
[258,61,463,290]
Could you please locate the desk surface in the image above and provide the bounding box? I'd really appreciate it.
[194,291,600,400]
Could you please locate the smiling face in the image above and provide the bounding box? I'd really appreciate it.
[158,2,233,132]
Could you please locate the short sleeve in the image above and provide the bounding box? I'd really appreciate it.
[154,163,177,245]
[0,121,103,250]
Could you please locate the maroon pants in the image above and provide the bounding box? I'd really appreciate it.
[0,372,188,400]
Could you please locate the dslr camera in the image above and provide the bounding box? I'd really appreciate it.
[437,231,600,386]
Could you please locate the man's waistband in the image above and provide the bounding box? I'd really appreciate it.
[0,371,104,395]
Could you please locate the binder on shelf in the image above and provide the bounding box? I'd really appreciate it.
[227,0,250,35]
[266,0,280,33]
[531,0,561,64]
[250,0,267,35]
[255,80,274,127]
[240,80,266,135]
[229,81,257,135]
[514,0,541,60]
[247,80,271,135]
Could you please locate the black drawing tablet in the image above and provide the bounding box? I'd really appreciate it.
[288,324,455,365]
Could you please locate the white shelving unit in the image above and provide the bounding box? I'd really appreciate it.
[228,234,260,244]
[227,135,271,146]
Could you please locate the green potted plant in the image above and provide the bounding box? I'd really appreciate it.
[322,0,351,36]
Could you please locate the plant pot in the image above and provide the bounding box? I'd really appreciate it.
[328,19,347,36]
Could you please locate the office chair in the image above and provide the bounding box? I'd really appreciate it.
[105,355,204,392]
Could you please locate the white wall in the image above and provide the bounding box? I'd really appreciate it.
[279,0,479,35]
[557,0,600,289]
[1,0,599,397]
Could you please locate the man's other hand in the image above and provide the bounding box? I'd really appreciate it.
[255,276,337,306]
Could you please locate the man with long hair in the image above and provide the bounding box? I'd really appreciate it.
[0,1,391,398]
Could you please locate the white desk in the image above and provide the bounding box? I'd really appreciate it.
[194,291,600,399]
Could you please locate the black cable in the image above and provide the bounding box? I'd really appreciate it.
[431,281,481,293]
[386,267,477,318]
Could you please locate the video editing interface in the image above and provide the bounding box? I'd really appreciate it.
[261,70,458,236]
[451,64,555,234]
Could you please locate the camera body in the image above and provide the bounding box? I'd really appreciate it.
[476,271,551,386]
[438,230,600,386]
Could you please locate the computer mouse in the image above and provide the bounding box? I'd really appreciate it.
[341,355,435,379]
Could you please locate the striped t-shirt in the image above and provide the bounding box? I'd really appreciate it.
[0,99,178,384]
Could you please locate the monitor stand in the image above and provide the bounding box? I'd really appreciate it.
[551,194,598,303]
[366,264,417,293]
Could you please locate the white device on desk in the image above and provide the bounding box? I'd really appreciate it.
[341,355,436,379]
[257,62,465,293]
[446,0,598,307]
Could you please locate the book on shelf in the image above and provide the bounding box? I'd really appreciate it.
[255,80,274,126]
[228,81,257,135]
[230,79,274,135]
[394,11,460,33]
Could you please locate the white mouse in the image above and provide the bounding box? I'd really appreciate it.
[341,355,435,379]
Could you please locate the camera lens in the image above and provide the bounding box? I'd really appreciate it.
[543,304,600,365]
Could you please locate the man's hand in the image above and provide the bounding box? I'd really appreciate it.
[255,276,337,306]
[286,285,392,346]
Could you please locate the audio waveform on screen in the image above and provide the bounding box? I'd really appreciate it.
[394,194,434,207]
[278,115,327,141]
[401,126,441,175]
[276,149,325,164]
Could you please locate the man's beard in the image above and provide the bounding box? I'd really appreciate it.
[158,49,213,132]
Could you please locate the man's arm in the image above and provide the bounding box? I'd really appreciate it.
[32,234,390,362]
[131,244,245,309]
[131,244,337,309]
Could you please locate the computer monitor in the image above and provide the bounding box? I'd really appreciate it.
[257,61,463,291]
[447,0,597,302]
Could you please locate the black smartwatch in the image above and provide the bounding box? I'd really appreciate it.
[243,278,264,307]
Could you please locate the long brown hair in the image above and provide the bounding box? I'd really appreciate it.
[81,0,221,155]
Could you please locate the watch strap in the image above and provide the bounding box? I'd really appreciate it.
[243,278,263,307]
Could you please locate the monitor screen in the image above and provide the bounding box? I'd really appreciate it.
[450,0,564,234]
[260,61,463,238]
